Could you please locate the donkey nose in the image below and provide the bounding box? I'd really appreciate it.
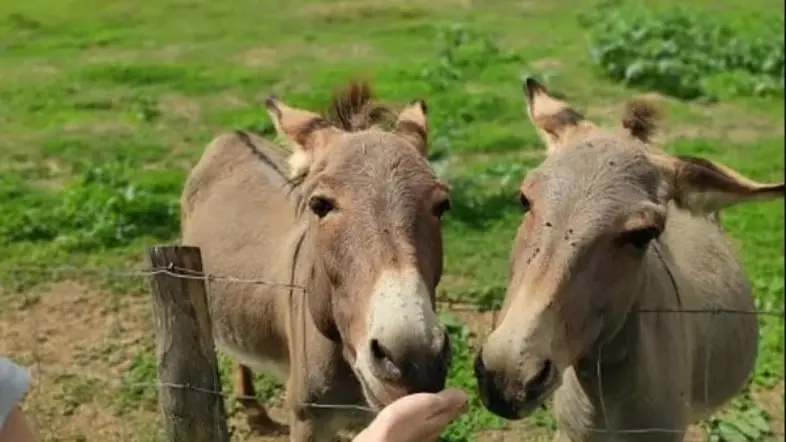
[474,352,521,420]
[368,330,450,393]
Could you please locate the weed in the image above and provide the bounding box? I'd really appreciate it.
[439,313,505,441]
[0,161,182,251]
[54,375,100,416]
[418,24,528,160]
[217,354,283,404]
[421,24,518,92]
[584,0,784,100]
[707,395,774,442]
[115,351,159,414]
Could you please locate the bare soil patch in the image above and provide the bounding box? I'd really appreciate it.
[0,281,160,441]
[752,382,785,437]
[158,93,203,123]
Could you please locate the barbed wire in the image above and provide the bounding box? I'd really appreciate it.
[3,263,785,441]
[24,364,786,439]
[27,361,786,435]
[34,364,376,414]
[0,264,308,290]
[3,264,785,316]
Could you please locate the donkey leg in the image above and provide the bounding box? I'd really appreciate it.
[233,363,287,434]
[289,414,313,442]
[289,412,346,442]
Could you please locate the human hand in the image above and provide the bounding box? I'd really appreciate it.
[353,388,468,442]
[0,408,41,442]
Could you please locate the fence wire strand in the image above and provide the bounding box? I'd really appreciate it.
[2,264,784,441]
[4,265,785,316]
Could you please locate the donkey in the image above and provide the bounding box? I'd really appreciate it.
[474,76,785,441]
[180,81,453,442]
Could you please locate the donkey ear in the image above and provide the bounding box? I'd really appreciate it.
[394,100,428,156]
[522,76,596,153]
[648,153,785,214]
[264,96,342,179]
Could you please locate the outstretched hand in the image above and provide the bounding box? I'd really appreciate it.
[353,389,468,442]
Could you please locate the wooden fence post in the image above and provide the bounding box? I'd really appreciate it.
[147,245,230,442]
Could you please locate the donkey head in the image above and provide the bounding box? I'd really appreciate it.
[265,81,451,409]
[475,76,785,420]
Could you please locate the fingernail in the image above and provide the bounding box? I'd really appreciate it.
[439,388,469,409]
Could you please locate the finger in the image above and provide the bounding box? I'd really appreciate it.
[379,389,469,424]
[374,393,467,442]
[436,388,469,412]
[421,410,465,442]
[422,427,445,442]
[424,389,468,419]
[400,415,458,442]
[426,404,467,429]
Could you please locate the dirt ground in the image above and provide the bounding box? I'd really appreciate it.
[0,282,782,441]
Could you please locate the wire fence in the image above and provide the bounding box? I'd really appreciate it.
[1,262,784,442]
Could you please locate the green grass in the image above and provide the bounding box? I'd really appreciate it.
[0,0,783,441]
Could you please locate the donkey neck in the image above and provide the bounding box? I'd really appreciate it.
[281,211,344,343]
[576,239,681,376]
[559,239,690,435]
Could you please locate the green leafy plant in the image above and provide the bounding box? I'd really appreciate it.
[420,24,517,92]
[0,161,182,251]
[438,314,505,442]
[707,397,773,442]
[417,24,523,162]
[115,351,159,414]
[584,1,784,100]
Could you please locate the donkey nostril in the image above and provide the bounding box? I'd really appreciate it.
[370,339,386,361]
[440,332,452,363]
[368,339,403,382]
[473,352,487,380]
[535,360,553,384]
[524,360,554,397]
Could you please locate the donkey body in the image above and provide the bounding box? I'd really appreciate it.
[552,205,759,441]
[475,77,784,442]
[181,82,452,442]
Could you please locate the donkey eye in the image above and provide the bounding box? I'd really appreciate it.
[617,226,660,250]
[309,196,335,218]
[519,193,531,213]
[433,198,451,219]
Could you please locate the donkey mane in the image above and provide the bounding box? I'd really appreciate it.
[621,97,662,143]
[324,80,399,132]
[278,80,404,214]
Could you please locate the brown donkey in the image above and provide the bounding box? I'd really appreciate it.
[181,81,452,441]
[475,77,785,441]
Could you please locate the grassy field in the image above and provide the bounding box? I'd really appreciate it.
[0,0,783,441]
